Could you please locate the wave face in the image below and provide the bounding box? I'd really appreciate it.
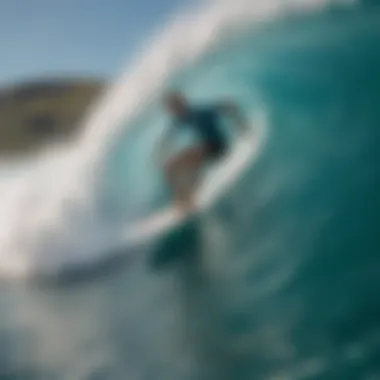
[1,1,380,380]
[0,0,352,278]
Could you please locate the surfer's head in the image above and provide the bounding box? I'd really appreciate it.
[164,91,188,117]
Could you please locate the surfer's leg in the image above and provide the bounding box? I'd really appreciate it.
[165,145,207,209]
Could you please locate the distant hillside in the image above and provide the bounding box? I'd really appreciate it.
[0,78,104,156]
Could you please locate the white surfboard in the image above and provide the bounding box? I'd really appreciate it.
[120,110,268,246]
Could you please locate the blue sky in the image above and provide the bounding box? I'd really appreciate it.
[0,0,198,86]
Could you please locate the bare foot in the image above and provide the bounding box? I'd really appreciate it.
[174,193,196,215]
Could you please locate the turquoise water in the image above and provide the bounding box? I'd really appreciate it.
[1,3,380,380]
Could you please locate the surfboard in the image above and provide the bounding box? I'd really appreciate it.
[120,110,268,247]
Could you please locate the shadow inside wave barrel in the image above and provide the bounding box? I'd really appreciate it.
[149,214,202,270]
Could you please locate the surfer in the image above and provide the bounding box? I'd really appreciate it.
[158,91,248,211]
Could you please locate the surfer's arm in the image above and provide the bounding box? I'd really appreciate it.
[218,100,248,134]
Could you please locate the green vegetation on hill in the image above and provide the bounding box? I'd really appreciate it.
[0,78,104,156]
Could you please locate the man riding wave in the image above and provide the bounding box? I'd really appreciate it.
[157,91,248,211]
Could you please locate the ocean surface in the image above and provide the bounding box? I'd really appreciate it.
[1,1,380,379]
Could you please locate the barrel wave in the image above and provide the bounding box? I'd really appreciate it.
[0,1,380,380]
